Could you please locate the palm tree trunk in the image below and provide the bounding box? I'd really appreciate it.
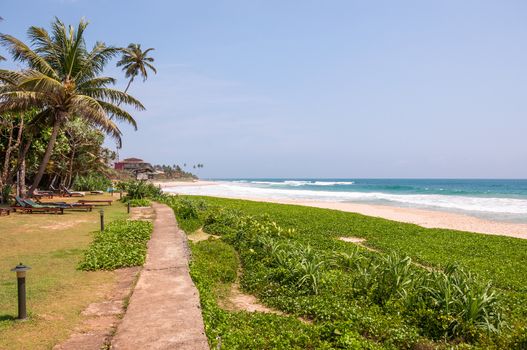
[123,77,134,95]
[66,148,76,188]
[18,158,26,197]
[0,121,14,188]
[115,78,134,109]
[29,118,61,195]
[17,138,32,198]
[111,77,134,157]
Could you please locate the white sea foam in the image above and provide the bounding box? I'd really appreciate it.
[312,181,355,186]
[164,182,527,215]
[246,180,354,186]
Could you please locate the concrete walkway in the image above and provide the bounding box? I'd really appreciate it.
[111,203,209,350]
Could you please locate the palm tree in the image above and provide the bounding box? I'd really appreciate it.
[0,18,144,194]
[0,17,4,61]
[116,43,156,94]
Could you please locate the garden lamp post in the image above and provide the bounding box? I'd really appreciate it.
[100,208,104,231]
[11,263,31,320]
[127,201,130,214]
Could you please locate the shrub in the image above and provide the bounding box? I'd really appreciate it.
[0,184,12,204]
[127,198,151,207]
[371,253,416,306]
[72,173,112,191]
[414,264,504,340]
[117,180,163,200]
[78,220,153,270]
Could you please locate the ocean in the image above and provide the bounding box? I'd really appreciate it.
[164,179,527,223]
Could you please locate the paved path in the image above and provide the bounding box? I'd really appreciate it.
[112,203,209,350]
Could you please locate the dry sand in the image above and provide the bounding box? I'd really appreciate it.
[161,180,527,239]
[152,179,217,188]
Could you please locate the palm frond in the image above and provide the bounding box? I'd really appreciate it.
[0,34,58,78]
[70,94,122,141]
[117,43,156,82]
[0,69,24,84]
[77,76,116,89]
[83,87,145,110]
[97,100,137,130]
[0,91,47,113]
[18,70,65,94]
[75,42,119,81]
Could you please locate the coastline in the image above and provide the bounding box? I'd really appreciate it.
[153,179,217,188]
[154,180,527,239]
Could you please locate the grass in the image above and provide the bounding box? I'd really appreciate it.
[0,194,128,349]
[163,195,527,349]
[78,219,153,270]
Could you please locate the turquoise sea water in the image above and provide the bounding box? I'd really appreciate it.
[166,179,527,223]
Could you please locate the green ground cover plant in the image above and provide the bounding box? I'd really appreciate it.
[126,198,152,207]
[190,238,380,349]
[160,195,527,349]
[78,219,153,270]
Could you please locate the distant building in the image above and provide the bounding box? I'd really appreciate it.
[114,157,156,179]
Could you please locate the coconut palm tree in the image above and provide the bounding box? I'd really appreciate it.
[116,43,157,94]
[0,17,4,61]
[0,18,144,194]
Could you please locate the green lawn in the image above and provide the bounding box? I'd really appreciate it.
[0,195,128,349]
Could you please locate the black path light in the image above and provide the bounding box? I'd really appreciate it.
[11,263,31,320]
[100,208,105,231]
[127,201,130,214]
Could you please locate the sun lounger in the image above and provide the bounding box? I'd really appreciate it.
[60,186,85,197]
[13,197,64,214]
[33,189,54,199]
[77,199,113,206]
[10,196,27,212]
[49,184,61,194]
[89,190,104,195]
[34,199,93,212]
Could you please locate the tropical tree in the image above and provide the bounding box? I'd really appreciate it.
[116,43,156,94]
[0,17,4,61]
[0,18,144,194]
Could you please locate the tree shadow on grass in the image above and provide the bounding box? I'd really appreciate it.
[0,314,16,322]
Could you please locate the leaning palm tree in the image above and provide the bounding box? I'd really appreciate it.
[116,43,157,94]
[0,18,144,194]
[0,17,4,61]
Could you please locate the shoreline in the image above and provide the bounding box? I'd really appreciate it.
[154,180,527,239]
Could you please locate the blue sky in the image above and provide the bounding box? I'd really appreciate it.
[1,0,527,178]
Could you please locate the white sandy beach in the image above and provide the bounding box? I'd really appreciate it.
[154,180,527,239]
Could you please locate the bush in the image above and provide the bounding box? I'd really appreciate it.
[117,180,163,200]
[0,184,12,204]
[72,173,112,191]
[78,220,153,270]
[127,198,151,207]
